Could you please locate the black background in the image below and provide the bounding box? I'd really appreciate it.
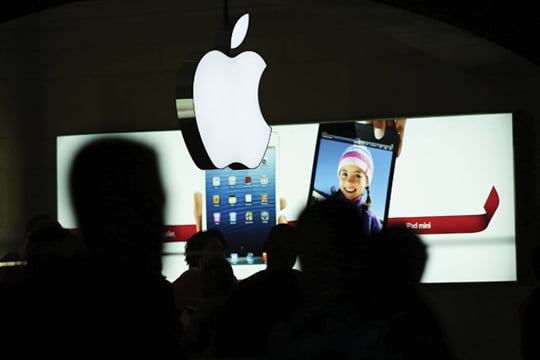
[2,1,539,65]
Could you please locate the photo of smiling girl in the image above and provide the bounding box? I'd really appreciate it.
[310,129,397,236]
[330,144,382,234]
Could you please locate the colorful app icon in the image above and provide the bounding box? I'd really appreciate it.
[230,253,239,264]
[260,175,269,185]
[213,212,221,224]
[245,193,252,204]
[229,212,237,223]
[246,252,255,264]
[245,211,253,222]
[212,176,221,187]
[261,211,269,222]
[228,176,236,186]
[245,176,252,185]
[228,195,237,205]
[213,194,220,206]
[261,193,269,204]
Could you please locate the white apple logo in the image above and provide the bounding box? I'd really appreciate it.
[193,13,271,169]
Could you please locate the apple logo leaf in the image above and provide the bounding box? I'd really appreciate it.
[231,13,249,50]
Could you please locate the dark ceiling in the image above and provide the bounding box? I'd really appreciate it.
[378,0,540,66]
[1,0,539,66]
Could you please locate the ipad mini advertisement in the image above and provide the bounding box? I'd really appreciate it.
[57,113,516,283]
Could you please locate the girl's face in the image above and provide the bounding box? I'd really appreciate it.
[338,164,368,201]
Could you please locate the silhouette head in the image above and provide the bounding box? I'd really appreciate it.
[185,228,227,268]
[296,196,369,277]
[370,225,427,285]
[69,138,165,273]
[200,257,236,298]
[263,223,298,270]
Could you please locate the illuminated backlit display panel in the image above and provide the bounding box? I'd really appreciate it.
[57,113,516,282]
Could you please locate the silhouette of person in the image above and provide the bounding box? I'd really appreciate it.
[520,243,540,360]
[180,256,236,357]
[0,213,58,285]
[0,214,88,354]
[24,215,87,281]
[212,223,303,358]
[369,225,455,359]
[172,228,228,315]
[68,137,179,356]
[267,196,389,360]
[263,223,300,271]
